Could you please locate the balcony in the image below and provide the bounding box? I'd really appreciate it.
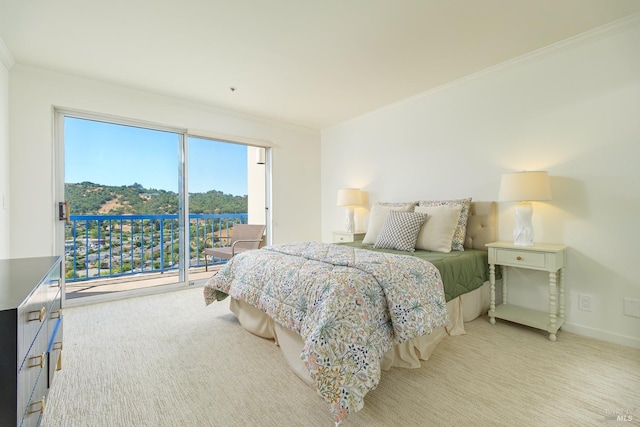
[64,213,248,297]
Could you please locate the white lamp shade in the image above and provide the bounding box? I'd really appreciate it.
[337,188,362,207]
[499,171,551,202]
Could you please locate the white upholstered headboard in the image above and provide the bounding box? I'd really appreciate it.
[464,201,496,250]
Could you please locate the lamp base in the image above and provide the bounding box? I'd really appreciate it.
[344,207,355,233]
[513,202,534,246]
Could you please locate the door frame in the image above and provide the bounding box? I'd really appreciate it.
[53,108,272,307]
[54,109,189,307]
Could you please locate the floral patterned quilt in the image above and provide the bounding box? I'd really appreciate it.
[204,241,448,424]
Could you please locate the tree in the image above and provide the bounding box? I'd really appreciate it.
[65,182,247,215]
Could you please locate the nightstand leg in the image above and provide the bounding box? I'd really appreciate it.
[502,265,508,305]
[489,264,496,324]
[548,271,558,341]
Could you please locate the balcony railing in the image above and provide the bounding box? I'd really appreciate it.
[65,213,248,282]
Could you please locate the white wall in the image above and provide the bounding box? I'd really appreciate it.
[247,146,267,226]
[321,18,640,347]
[0,39,12,258]
[9,65,321,258]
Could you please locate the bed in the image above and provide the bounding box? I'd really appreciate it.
[204,200,495,424]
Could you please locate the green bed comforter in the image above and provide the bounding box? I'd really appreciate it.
[340,243,489,301]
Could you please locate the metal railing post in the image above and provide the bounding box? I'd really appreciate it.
[64,213,247,282]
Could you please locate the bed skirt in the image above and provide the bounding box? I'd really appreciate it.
[228,280,490,386]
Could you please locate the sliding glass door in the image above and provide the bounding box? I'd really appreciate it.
[187,137,266,281]
[60,115,185,300]
[54,111,270,303]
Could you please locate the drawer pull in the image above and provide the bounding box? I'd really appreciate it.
[28,307,46,322]
[51,309,62,319]
[27,397,46,414]
[28,353,46,368]
[516,256,522,260]
[53,341,64,370]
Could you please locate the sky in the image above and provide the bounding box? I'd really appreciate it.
[64,117,248,195]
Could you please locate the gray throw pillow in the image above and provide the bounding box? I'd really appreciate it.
[374,210,428,252]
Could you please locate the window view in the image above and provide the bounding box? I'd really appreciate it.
[63,117,259,300]
[187,137,249,272]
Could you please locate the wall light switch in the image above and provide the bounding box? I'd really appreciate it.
[623,298,640,318]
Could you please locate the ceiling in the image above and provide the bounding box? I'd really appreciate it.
[1,1,640,130]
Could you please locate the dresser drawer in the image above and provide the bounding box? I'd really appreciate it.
[495,249,546,269]
[21,388,46,427]
[18,286,49,369]
[47,316,64,388]
[17,335,48,427]
[44,271,62,313]
[1,256,63,427]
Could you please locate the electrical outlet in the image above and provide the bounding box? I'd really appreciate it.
[579,294,592,312]
[623,298,640,318]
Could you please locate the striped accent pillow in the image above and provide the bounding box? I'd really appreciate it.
[374,210,428,252]
[418,198,472,251]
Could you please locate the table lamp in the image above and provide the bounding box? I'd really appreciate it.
[499,171,551,246]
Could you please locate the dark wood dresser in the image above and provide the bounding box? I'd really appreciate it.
[0,256,64,427]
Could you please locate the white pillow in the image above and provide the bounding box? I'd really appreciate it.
[418,197,472,251]
[414,204,463,252]
[362,203,414,244]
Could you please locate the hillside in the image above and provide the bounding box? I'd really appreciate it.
[65,182,247,215]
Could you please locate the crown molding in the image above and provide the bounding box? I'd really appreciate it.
[0,37,15,69]
[398,12,640,115]
[329,12,640,131]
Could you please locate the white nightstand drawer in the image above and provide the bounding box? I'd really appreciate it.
[332,231,365,243]
[496,250,546,269]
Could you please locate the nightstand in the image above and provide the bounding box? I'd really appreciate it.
[486,241,567,341]
[333,231,366,243]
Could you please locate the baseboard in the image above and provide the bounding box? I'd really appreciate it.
[562,322,640,350]
[64,281,189,308]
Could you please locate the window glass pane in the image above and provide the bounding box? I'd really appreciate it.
[187,137,248,274]
[64,117,181,298]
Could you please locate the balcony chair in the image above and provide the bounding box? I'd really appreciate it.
[203,224,266,271]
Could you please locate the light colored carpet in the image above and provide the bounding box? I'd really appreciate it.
[42,287,640,427]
